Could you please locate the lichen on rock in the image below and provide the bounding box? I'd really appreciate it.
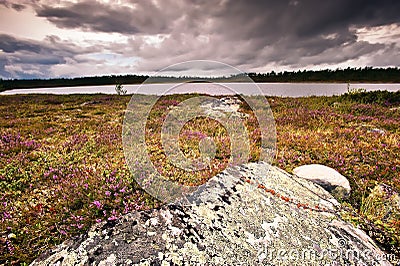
[31,162,392,266]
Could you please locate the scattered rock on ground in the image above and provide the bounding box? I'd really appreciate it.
[369,128,386,135]
[293,164,351,200]
[201,96,247,118]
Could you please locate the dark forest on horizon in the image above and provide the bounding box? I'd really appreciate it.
[1,67,399,91]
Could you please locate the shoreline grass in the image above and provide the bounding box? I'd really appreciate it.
[0,92,399,264]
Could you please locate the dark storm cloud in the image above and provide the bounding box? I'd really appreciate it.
[0,34,43,53]
[2,0,400,78]
[36,0,177,34]
[35,1,400,39]
[217,0,400,39]
[44,0,395,72]
[11,3,26,11]
[0,0,26,11]
[0,34,94,78]
[203,0,400,59]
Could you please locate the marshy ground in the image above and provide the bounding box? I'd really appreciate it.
[0,91,399,264]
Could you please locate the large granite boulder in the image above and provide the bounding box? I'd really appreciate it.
[293,164,351,200]
[31,162,391,265]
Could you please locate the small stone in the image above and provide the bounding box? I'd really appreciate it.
[369,128,385,134]
[293,164,351,199]
[7,233,16,239]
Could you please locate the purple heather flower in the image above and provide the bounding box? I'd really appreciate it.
[108,216,117,221]
[3,212,11,220]
[93,200,102,209]
[108,210,118,221]
[6,240,15,254]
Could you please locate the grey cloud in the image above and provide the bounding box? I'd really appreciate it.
[139,0,400,71]
[14,53,67,65]
[0,34,85,58]
[0,54,9,79]
[105,0,399,72]
[0,34,95,78]
[3,0,400,78]
[367,44,400,67]
[11,3,26,11]
[33,2,400,43]
[284,41,385,66]
[0,0,26,11]
[0,34,43,53]
[36,0,181,34]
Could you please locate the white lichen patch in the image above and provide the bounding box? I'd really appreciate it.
[98,253,116,266]
[192,203,217,225]
[138,261,150,266]
[169,226,182,236]
[160,209,173,225]
[180,242,207,264]
[260,215,288,243]
[149,217,158,226]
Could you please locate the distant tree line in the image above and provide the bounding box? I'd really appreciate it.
[244,67,400,83]
[0,75,148,91]
[1,67,399,91]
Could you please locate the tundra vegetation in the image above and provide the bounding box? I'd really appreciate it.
[0,90,399,264]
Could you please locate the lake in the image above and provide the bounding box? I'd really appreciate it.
[1,83,399,97]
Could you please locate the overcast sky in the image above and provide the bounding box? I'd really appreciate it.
[1,0,400,79]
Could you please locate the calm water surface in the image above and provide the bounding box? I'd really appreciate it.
[1,83,399,97]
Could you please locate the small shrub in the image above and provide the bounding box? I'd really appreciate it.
[340,90,400,106]
[115,84,127,95]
